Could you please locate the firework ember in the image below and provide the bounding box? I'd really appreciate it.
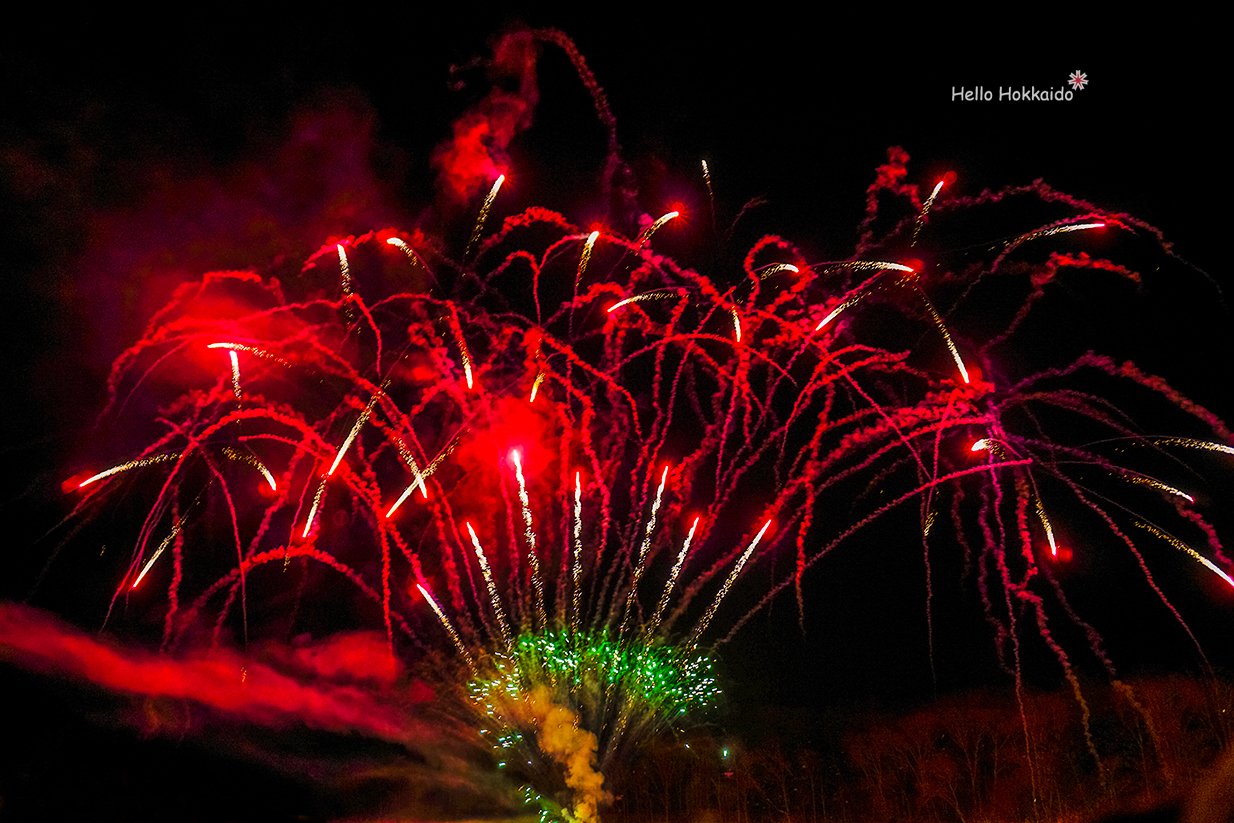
[24,27,1232,822]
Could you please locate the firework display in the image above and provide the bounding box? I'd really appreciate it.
[40,29,1233,822]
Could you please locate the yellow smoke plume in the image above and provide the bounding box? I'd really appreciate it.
[516,685,611,823]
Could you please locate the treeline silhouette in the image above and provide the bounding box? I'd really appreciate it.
[610,674,1232,823]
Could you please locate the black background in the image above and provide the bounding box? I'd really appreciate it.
[2,11,1229,821]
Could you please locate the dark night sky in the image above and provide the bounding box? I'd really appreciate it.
[2,12,1229,821]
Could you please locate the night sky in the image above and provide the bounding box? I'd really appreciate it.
[2,13,1229,822]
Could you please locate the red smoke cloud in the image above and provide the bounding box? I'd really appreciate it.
[433,29,541,201]
[0,601,427,742]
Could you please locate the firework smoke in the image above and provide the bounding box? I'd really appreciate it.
[14,26,1233,822]
[506,684,610,823]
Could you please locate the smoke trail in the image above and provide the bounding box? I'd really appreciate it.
[509,684,612,823]
[0,601,515,819]
[434,30,541,202]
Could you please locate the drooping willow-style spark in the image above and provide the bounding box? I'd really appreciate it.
[58,28,1232,822]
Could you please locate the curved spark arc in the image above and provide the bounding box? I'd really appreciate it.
[51,41,1234,823]
[78,453,179,489]
[1135,522,1234,589]
[633,210,679,250]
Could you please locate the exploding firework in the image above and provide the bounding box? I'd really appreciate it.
[41,28,1234,821]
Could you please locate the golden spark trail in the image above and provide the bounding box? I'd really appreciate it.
[570,231,602,338]
[385,236,427,270]
[701,159,715,229]
[971,438,1013,459]
[913,177,947,244]
[417,583,477,673]
[1018,222,1107,245]
[511,450,548,629]
[693,519,772,641]
[385,481,422,518]
[328,393,380,477]
[648,515,700,634]
[221,447,277,491]
[466,521,512,650]
[911,283,971,383]
[1035,498,1058,557]
[337,244,351,297]
[206,342,289,367]
[817,261,915,275]
[814,262,916,332]
[77,453,178,488]
[386,448,429,519]
[466,174,504,258]
[1152,438,1234,457]
[607,289,678,314]
[529,369,546,402]
[622,466,669,633]
[634,210,678,250]
[304,384,385,537]
[228,350,242,399]
[816,293,868,331]
[447,303,474,390]
[756,263,800,281]
[1121,473,1195,503]
[302,477,328,539]
[1135,522,1234,589]
[572,471,584,635]
[131,523,179,589]
[578,230,599,281]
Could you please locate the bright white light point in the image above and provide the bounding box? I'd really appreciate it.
[302,482,325,538]
[815,307,843,331]
[78,468,119,488]
[131,554,159,589]
[587,230,599,244]
[1211,565,1234,589]
[971,439,989,452]
[385,482,420,518]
